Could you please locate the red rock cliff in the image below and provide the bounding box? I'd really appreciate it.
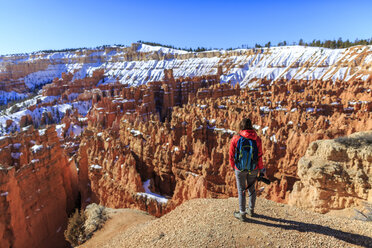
[0,126,78,248]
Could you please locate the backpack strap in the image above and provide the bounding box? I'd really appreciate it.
[247,139,253,171]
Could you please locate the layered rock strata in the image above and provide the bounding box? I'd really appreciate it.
[0,126,78,248]
[289,131,372,213]
[1,43,371,104]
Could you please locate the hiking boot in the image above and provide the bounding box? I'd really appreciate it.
[234,211,247,222]
[246,208,255,217]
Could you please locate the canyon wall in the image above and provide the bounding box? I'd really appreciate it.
[0,126,78,248]
[74,70,371,216]
[0,63,370,247]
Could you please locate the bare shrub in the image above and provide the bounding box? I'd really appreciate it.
[335,134,372,148]
[64,209,86,247]
[84,203,109,239]
[64,204,109,246]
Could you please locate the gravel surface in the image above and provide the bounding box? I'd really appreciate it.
[87,198,372,248]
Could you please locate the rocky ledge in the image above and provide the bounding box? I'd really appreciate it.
[289,131,372,213]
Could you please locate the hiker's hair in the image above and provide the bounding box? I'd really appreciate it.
[240,118,253,130]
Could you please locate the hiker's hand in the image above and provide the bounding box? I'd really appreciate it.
[260,168,267,177]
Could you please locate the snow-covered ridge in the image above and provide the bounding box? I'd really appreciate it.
[0,44,371,100]
[136,43,188,54]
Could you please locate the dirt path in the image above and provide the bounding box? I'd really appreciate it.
[81,198,372,248]
[79,208,154,248]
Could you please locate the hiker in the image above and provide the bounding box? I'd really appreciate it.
[229,118,265,221]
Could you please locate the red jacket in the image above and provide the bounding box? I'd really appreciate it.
[229,129,264,170]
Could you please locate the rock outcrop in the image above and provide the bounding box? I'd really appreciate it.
[0,126,78,248]
[289,131,372,213]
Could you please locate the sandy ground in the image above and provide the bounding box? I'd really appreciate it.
[78,198,372,248]
[79,208,155,248]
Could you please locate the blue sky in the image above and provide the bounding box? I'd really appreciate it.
[0,0,371,55]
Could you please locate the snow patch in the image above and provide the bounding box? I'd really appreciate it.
[186,171,199,177]
[137,179,168,204]
[11,152,22,159]
[31,144,43,153]
[212,127,236,135]
[130,129,142,137]
[270,134,277,143]
[13,143,21,149]
[38,129,46,136]
[209,119,216,125]
[55,124,66,138]
[260,106,271,113]
[253,125,260,130]
[262,126,269,135]
[90,164,102,170]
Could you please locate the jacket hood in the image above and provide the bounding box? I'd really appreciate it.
[239,129,258,140]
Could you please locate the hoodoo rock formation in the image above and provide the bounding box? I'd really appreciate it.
[75,69,371,216]
[0,44,371,247]
[0,126,78,248]
[289,131,372,213]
